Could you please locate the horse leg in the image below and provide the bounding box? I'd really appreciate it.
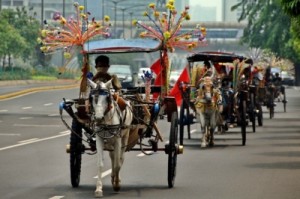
[95,136,105,198]
[209,110,217,147]
[110,136,122,192]
[197,111,208,148]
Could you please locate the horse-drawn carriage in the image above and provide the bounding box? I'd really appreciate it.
[59,38,183,197]
[178,51,259,147]
[256,67,287,119]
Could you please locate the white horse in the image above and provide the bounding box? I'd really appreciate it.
[88,79,133,198]
[194,76,223,148]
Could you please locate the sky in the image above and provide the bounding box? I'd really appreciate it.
[189,0,222,21]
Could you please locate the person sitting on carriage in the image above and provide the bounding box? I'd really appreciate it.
[85,55,122,113]
[272,72,282,86]
[271,72,285,100]
[191,60,213,88]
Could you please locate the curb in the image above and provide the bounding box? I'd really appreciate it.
[0,84,79,100]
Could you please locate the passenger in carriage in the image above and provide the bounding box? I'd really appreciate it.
[191,60,213,89]
[92,55,121,90]
[272,72,282,86]
[85,55,122,113]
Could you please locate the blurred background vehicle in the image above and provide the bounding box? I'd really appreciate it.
[281,71,295,86]
[271,67,295,86]
[108,64,134,88]
[169,70,181,88]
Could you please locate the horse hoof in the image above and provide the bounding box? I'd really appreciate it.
[113,184,121,192]
[94,190,103,198]
[201,143,207,148]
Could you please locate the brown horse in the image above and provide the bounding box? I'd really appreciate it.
[194,76,223,147]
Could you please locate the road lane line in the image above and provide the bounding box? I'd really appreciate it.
[0,109,8,112]
[93,169,112,179]
[18,138,39,143]
[59,131,70,135]
[0,133,21,136]
[137,151,153,157]
[13,124,61,127]
[48,114,59,117]
[44,103,53,106]
[49,196,64,199]
[191,129,197,134]
[19,117,33,120]
[0,131,69,152]
[22,106,32,110]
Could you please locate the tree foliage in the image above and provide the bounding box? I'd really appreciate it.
[0,8,40,68]
[232,0,300,85]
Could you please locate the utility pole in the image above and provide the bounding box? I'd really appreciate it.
[41,0,44,27]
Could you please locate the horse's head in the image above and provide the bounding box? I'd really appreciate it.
[88,79,114,120]
[199,76,214,103]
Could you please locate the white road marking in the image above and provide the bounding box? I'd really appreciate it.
[22,106,32,110]
[49,196,64,199]
[191,129,197,134]
[137,151,153,157]
[0,131,69,152]
[48,114,59,117]
[0,109,8,112]
[19,117,33,120]
[44,103,53,106]
[59,131,70,135]
[0,133,21,136]
[13,124,61,127]
[18,138,39,144]
[93,169,112,179]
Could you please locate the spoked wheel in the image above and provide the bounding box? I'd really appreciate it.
[239,92,247,146]
[241,100,247,146]
[179,101,185,146]
[282,87,287,112]
[249,92,256,133]
[167,111,179,188]
[70,119,83,188]
[257,104,263,126]
[269,94,275,119]
[179,100,190,145]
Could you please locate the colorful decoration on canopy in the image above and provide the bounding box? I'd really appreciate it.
[141,70,154,102]
[232,59,249,92]
[133,0,207,97]
[38,2,111,94]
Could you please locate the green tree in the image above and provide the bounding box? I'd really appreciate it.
[281,0,300,57]
[0,12,26,69]
[0,8,40,68]
[232,0,300,85]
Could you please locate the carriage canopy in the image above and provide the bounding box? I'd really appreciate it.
[83,38,162,54]
[187,51,253,64]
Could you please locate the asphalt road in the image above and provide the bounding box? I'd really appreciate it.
[0,86,300,199]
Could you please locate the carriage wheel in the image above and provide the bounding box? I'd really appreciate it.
[282,87,287,112]
[70,120,83,188]
[179,101,185,145]
[269,94,275,119]
[241,100,247,146]
[168,111,178,188]
[250,93,256,133]
[179,100,190,145]
[257,104,263,126]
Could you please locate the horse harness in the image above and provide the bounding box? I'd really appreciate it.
[91,87,131,139]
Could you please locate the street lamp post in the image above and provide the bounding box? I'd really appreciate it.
[129,12,133,38]
[41,0,44,27]
[106,0,129,38]
[119,5,145,39]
